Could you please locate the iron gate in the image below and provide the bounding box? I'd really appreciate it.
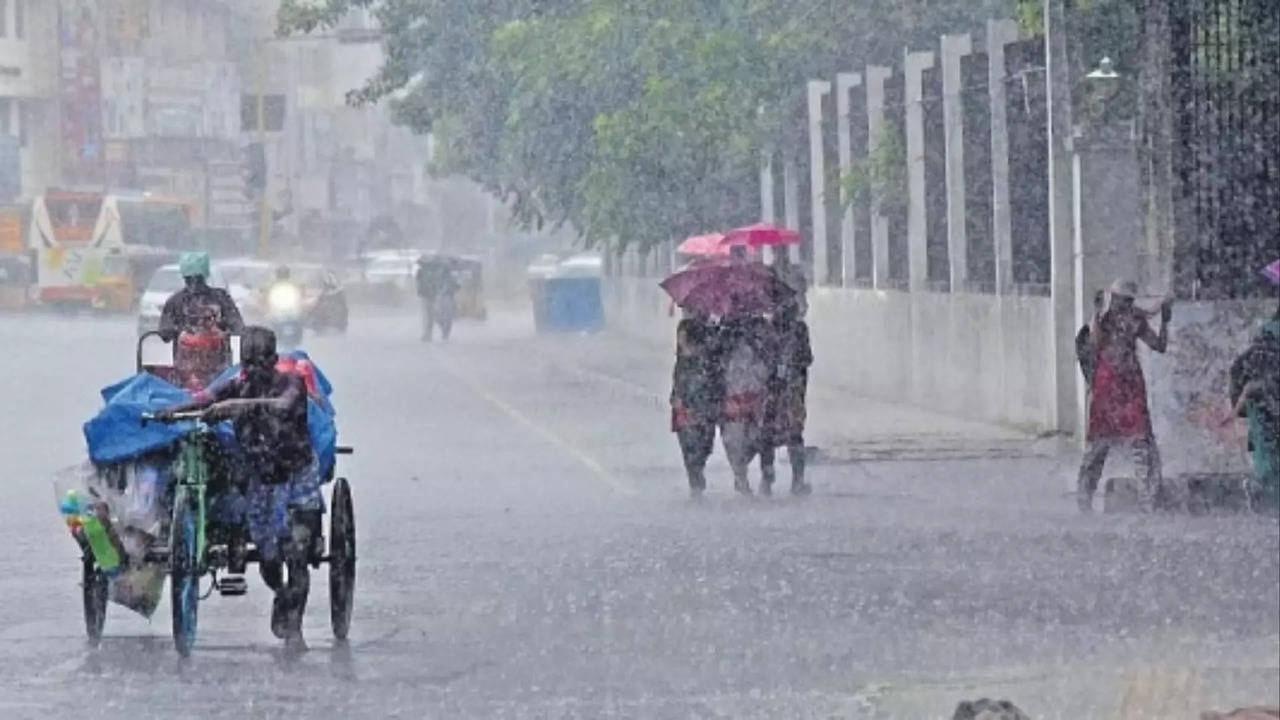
[1171,0,1280,298]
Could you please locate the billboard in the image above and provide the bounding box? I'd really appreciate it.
[148,64,204,138]
[101,56,146,139]
[203,62,240,140]
[59,0,104,184]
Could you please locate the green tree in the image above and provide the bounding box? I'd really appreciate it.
[279,0,1011,250]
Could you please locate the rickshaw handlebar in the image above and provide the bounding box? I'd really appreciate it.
[140,410,204,425]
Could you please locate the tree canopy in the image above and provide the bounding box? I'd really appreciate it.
[279,0,1029,250]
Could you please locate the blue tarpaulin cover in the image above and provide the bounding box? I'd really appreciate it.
[84,351,337,477]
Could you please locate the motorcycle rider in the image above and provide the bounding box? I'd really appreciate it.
[158,326,323,647]
[264,266,305,346]
[267,265,300,297]
[159,252,244,341]
[158,252,244,388]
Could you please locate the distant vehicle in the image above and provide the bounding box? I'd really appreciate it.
[301,266,349,333]
[136,264,243,336]
[421,253,488,321]
[29,189,196,307]
[361,250,418,304]
[213,258,275,324]
[264,276,306,349]
[215,257,274,293]
[92,247,180,313]
[260,263,349,341]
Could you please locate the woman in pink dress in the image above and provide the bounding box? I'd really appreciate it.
[1077,279,1172,513]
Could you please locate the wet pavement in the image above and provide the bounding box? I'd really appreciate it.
[0,309,1276,719]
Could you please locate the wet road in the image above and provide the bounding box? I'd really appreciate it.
[0,309,1276,719]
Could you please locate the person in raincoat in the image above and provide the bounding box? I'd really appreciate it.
[670,312,723,496]
[416,256,460,342]
[1228,305,1280,510]
[158,252,244,341]
[159,252,245,389]
[760,298,813,496]
[1077,279,1172,513]
[718,312,774,495]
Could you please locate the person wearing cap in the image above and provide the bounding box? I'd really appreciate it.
[158,251,244,342]
[158,252,245,387]
[1076,279,1172,513]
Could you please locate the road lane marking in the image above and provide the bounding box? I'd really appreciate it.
[431,356,638,497]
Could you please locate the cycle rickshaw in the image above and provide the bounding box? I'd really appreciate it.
[75,333,355,656]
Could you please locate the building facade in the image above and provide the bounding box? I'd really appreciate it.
[0,0,58,203]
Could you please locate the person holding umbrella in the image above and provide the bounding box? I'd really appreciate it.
[760,295,813,496]
[670,311,724,497]
[718,309,774,495]
[1076,279,1173,513]
[661,255,795,495]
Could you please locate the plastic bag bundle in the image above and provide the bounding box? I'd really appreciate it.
[53,461,169,619]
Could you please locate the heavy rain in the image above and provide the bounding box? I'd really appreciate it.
[0,1,1277,718]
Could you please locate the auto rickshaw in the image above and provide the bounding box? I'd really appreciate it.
[452,255,487,321]
[92,248,180,313]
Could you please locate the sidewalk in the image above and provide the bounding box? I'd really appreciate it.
[568,326,1063,464]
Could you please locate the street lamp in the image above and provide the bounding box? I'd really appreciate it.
[1081,56,1130,127]
[1085,56,1119,80]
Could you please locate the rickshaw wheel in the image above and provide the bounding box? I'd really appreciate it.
[82,557,108,647]
[170,486,200,657]
[328,478,356,640]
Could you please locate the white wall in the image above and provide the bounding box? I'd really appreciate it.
[604,277,1058,432]
[806,288,1055,430]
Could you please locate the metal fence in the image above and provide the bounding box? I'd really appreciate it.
[1171,0,1280,298]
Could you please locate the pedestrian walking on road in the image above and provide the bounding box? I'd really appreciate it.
[417,256,460,342]
[760,298,813,496]
[1077,279,1172,513]
[671,313,724,496]
[719,313,773,496]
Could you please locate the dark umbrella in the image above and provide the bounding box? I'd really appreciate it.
[660,261,795,318]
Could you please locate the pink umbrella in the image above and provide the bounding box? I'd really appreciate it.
[721,222,801,248]
[676,233,728,256]
[660,261,794,318]
[1262,258,1280,286]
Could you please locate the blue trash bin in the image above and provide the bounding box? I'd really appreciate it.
[543,277,604,332]
[527,253,604,333]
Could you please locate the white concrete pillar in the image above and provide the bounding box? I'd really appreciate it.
[782,155,800,263]
[987,19,1019,295]
[759,150,775,223]
[1072,151,1088,440]
[1045,0,1079,434]
[904,50,935,293]
[807,79,832,286]
[865,65,892,289]
[941,33,973,292]
[836,72,862,286]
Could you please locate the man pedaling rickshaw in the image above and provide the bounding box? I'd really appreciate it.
[157,326,324,646]
[158,252,245,389]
